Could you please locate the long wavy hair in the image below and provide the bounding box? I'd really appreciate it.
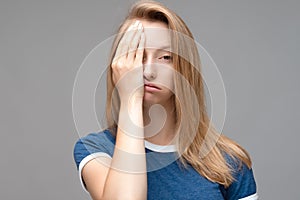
[105,0,251,187]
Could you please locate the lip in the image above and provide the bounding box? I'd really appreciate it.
[144,83,162,90]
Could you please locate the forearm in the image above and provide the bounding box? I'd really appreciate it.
[102,99,147,200]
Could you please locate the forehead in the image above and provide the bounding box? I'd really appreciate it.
[140,20,171,50]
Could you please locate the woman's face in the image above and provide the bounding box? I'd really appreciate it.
[140,19,174,107]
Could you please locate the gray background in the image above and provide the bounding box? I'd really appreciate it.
[1,0,299,199]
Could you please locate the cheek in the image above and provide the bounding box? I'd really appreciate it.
[157,65,175,90]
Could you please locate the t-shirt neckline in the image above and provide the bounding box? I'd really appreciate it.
[144,140,176,153]
[104,129,176,153]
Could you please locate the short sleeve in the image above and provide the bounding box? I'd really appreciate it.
[73,130,115,192]
[220,156,258,200]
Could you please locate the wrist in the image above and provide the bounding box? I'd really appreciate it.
[118,101,144,138]
[120,95,143,109]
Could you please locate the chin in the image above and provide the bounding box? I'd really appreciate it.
[143,96,157,106]
[143,93,173,108]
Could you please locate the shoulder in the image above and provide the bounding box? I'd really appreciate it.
[73,129,115,170]
[221,154,258,200]
[73,129,116,194]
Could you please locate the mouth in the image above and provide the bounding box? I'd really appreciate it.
[144,83,162,90]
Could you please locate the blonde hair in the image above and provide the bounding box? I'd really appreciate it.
[105,0,252,187]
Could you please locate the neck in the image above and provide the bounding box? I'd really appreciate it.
[143,101,176,145]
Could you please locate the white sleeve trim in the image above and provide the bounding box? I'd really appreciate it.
[78,152,112,193]
[239,193,259,200]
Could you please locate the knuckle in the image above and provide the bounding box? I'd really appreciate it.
[112,59,121,67]
[111,62,117,68]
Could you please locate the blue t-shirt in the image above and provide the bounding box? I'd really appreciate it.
[73,129,258,200]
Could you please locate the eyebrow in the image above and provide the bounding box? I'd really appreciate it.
[146,45,171,51]
[145,45,171,50]
[158,45,171,50]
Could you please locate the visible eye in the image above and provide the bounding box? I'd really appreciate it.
[160,55,173,61]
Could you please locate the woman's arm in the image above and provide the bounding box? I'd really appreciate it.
[81,20,147,200]
[103,99,146,199]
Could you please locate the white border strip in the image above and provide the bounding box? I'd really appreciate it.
[144,140,176,152]
[78,152,112,193]
[239,193,259,200]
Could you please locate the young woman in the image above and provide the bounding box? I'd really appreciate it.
[73,1,258,199]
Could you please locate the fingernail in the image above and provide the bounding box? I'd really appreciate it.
[134,20,139,26]
[138,23,142,30]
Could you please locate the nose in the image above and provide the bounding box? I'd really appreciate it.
[143,56,157,80]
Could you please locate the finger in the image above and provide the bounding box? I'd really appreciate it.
[122,21,141,59]
[127,22,143,63]
[134,31,145,67]
[114,21,139,62]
